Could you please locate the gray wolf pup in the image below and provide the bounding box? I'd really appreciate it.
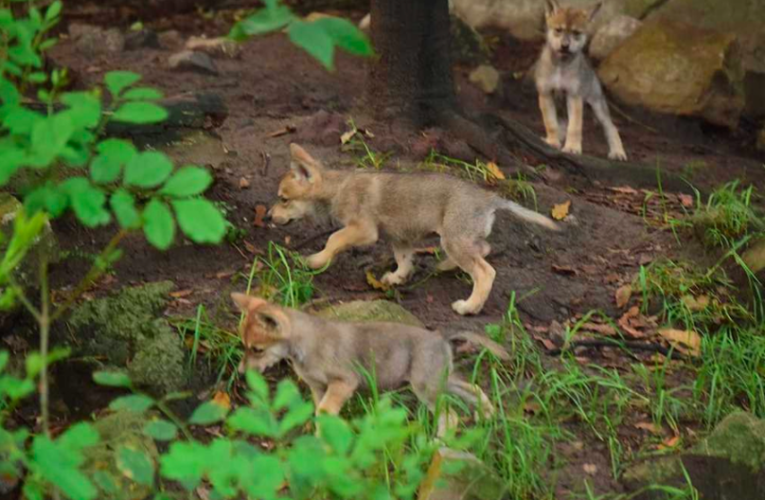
[268,143,560,316]
[535,0,627,161]
[231,293,510,436]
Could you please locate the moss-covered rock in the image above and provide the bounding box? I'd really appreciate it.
[317,300,424,327]
[83,410,159,500]
[598,20,745,128]
[67,281,186,394]
[623,412,765,499]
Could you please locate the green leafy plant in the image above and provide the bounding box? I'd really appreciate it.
[229,0,374,71]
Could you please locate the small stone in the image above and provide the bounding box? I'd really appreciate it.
[185,36,241,59]
[589,15,642,60]
[124,29,161,50]
[158,30,184,50]
[168,50,219,75]
[69,23,124,57]
[468,64,501,94]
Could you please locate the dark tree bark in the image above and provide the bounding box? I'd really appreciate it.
[369,0,455,124]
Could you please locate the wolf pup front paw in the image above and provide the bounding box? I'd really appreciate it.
[305,252,330,270]
[608,148,628,161]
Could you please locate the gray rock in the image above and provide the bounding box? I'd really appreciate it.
[598,20,745,128]
[317,300,424,328]
[168,50,218,75]
[124,29,161,51]
[69,23,124,57]
[469,65,501,94]
[589,15,642,61]
[67,281,186,395]
[623,412,765,500]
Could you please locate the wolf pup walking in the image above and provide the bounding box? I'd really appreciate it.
[535,0,627,161]
[231,293,509,436]
[268,144,560,316]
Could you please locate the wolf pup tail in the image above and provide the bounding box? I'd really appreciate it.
[500,200,560,231]
[444,331,511,361]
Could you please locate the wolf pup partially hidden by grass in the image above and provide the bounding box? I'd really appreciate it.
[231,293,509,436]
[535,0,627,161]
[268,143,560,316]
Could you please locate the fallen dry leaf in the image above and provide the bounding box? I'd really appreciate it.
[552,264,577,276]
[658,328,701,357]
[244,241,257,254]
[523,401,542,415]
[485,161,506,181]
[610,186,639,195]
[551,200,571,221]
[215,270,235,279]
[266,125,296,138]
[365,271,389,291]
[681,294,709,312]
[239,177,250,189]
[678,193,694,208]
[212,391,231,411]
[615,284,633,308]
[580,322,617,337]
[583,464,598,475]
[634,421,662,435]
[659,434,680,450]
[253,205,267,228]
[340,129,356,145]
[170,289,193,298]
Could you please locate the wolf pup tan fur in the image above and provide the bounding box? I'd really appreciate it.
[268,144,559,316]
[231,293,509,436]
[535,0,627,161]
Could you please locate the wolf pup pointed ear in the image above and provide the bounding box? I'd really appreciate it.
[230,293,266,312]
[288,143,323,183]
[544,0,561,16]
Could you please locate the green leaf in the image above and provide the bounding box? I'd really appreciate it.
[45,1,62,22]
[104,71,141,97]
[29,113,74,167]
[32,435,98,500]
[172,198,226,244]
[143,420,178,441]
[60,91,102,129]
[227,407,278,438]
[124,151,173,188]
[28,72,47,83]
[110,189,141,229]
[159,441,206,490]
[24,183,68,217]
[316,416,353,454]
[0,77,21,106]
[109,394,155,412]
[117,447,155,486]
[287,20,335,70]
[0,351,8,373]
[189,401,229,425]
[112,102,168,124]
[228,5,293,41]
[91,139,136,184]
[122,87,163,101]
[160,166,212,197]
[142,199,175,250]
[58,423,100,452]
[92,471,118,495]
[61,177,111,227]
[273,379,301,410]
[4,107,43,135]
[245,370,269,401]
[93,370,132,388]
[278,400,314,436]
[314,17,373,57]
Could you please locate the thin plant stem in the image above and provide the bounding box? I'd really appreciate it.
[39,253,50,437]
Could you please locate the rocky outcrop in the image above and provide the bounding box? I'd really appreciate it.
[589,15,642,61]
[598,20,745,128]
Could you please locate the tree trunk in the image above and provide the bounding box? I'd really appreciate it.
[369,0,455,125]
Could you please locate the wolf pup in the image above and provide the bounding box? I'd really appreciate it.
[231,293,509,436]
[535,0,627,161]
[268,143,559,316]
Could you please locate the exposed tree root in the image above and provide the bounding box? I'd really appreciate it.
[439,110,695,194]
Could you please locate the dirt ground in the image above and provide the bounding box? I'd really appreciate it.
[30,2,765,498]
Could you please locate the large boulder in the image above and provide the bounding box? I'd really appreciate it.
[67,281,186,395]
[622,412,765,499]
[451,0,663,41]
[589,15,642,61]
[317,300,424,327]
[598,20,745,128]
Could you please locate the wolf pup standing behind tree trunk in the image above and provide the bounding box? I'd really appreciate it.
[267,144,560,316]
[535,0,627,161]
